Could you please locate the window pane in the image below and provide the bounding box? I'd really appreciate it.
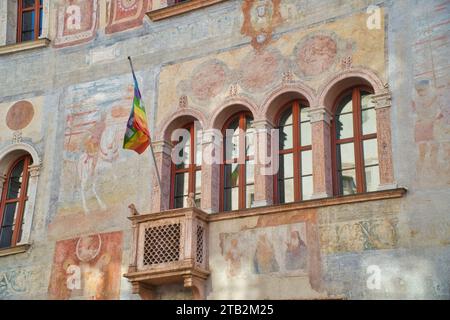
[39,8,43,36]
[338,95,353,114]
[195,171,202,195]
[224,163,239,188]
[339,169,357,195]
[21,31,34,42]
[175,131,190,169]
[301,176,313,200]
[362,108,377,135]
[301,150,312,176]
[246,160,254,185]
[337,143,355,170]
[23,0,36,8]
[224,187,239,211]
[0,203,19,248]
[363,139,379,166]
[361,92,375,110]
[279,153,294,179]
[245,118,254,157]
[7,160,25,199]
[336,113,353,139]
[225,119,240,160]
[300,121,311,146]
[279,124,293,150]
[278,178,294,204]
[365,165,380,192]
[174,196,186,209]
[22,11,35,32]
[195,128,202,166]
[246,184,254,209]
[174,172,189,200]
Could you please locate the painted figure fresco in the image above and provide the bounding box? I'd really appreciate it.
[48,231,123,300]
[254,234,279,274]
[285,230,307,271]
[60,76,136,216]
[220,222,309,278]
[224,238,242,277]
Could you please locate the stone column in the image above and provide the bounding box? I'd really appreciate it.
[373,90,397,190]
[252,119,274,207]
[309,107,333,199]
[18,163,41,245]
[200,129,221,214]
[150,140,172,213]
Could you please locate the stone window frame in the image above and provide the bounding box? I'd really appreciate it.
[0,0,50,55]
[151,67,397,214]
[0,143,41,257]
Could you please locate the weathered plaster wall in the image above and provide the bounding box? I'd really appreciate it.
[0,0,448,299]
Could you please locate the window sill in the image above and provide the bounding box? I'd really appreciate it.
[147,0,226,21]
[0,243,31,257]
[209,188,407,222]
[0,38,50,56]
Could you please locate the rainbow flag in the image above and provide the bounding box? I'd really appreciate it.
[123,60,150,155]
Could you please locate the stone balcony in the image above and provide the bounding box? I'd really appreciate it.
[124,207,209,300]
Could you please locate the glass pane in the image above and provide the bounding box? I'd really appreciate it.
[224,163,239,188]
[195,128,202,166]
[39,8,43,36]
[174,173,189,200]
[280,108,293,126]
[337,143,355,170]
[365,165,380,192]
[195,171,202,195]
[17,202,26,244]
[279,153,294,179]
[279,124,293,150]
[278,178,294,204]
[246,117,254,157]
[225,119,240,160]
[246,160,254,185]
[363,139,378,166]
[362,108,376,135]
[338,94,353,114]
[361,92,375,110]
[300,121,311,146]
[0,203,19,248]
[23,0,36,8]
[224,187,239,211]
[246,184,254,208]
[22,11,35,32]
[301,150,312,176]
[175,131,191,169]
[339,169,357,195]
[7,160,25,199]
[336,113,353,140]
[301,176,313,200]
[21,31,34,42]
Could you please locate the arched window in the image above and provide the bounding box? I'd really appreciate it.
[170,122,202,209]
[275,100,312,204]
[0,155,33,248]
[221,112,254,211]
[332,87,379,195]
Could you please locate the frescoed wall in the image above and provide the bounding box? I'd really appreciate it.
[48,231,123,300]
[0,0,448,300]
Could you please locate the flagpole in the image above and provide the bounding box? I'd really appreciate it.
[127,56,162,193]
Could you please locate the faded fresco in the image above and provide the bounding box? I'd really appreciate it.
[220,222,309,278]
[105,0,150,34]
[157,11,383,125]
[48,231,123,300]
[411,1,450,188]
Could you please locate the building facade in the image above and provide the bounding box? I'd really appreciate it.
[0,0,449,299]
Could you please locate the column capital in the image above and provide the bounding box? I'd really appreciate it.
[151,140,172,155]
[251,119,274,130]
[28,163,42,178]
[308,107,333,124]
[372,90,392,109]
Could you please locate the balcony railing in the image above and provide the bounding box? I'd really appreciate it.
[124,207,209,300]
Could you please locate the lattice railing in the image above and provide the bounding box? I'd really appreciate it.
[143,223,181,266]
